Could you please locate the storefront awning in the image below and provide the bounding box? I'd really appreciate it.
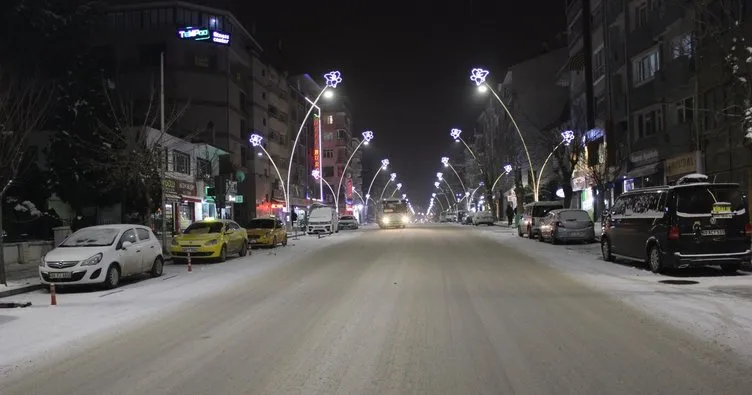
[625,163,661,179]
[180,195,202,203]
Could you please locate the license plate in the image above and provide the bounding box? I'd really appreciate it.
[712,203,731,215]
[569,231,584,237]
[702,229,725,236]
[183,247,199,252]
[49,272,71,279]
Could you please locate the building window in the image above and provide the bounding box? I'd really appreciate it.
[323,149,334,158]
[593,47,605,82]
[634,107,663,139]
[197,158,211,178]
[173,151,191,174]
[675,97,694,124]
[240,118,246,140]
[671,32,694,59]
[323,166,334,178]
[326,115,334,124]
[634,1,648,29]
[323,132,334,141]
[336,129,347,140]
[632,48,660,86]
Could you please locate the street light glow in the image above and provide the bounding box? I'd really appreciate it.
[504,164,513,174]
[436,172,443,181]
[477,84,488,93]
[323,70,342,88]
[365,193,370,199]
[323,90,334,99]
[381,159,390,170]
[402,194,407,199]
[362,130,374,145]
[441,156,449,167]
[311,169,320,180]
[434,181,440,188]
[432,193,436,197]
[396,183,402,190]
[470,68,490,86]
[390,173,397,182]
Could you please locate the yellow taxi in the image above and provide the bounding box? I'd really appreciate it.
[245,217,288,248]
[169,219,249,262]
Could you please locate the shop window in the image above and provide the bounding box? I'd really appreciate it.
[323,149,334,158]
[173,150,191,174]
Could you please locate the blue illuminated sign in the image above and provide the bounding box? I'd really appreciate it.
[177,27,230,45]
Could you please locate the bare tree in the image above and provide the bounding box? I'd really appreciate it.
[0,70,50,285]
[585,140,627,220]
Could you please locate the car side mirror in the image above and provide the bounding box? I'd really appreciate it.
[121,241,132,250]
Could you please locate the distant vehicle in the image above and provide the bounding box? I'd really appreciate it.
[462,212,475,225]
[378,198,410,229]
[518,201,565,239]
[473,210,496,226]
[171,219,248,262]
[246,217,287,247]
[538,209,595,243]
[307,204,338,234]
[40,224,164,289]
[338,215,359,230]
[601,174,752,273]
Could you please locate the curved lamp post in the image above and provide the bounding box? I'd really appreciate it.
[434,181,453,209]
[470,67,538,200]
[431,194,446,211]
[436,172,456,203]
[532,130,575,201]
[312,169,337,205]
[379,172,398,201]
[441,156,467,195]
[490,164,514,193]
[364,159,389,223]
[450,128,483,174]
[285,70,341,222]
[250,133,288,221]
[389,182,403,198]
[335,130,374,214]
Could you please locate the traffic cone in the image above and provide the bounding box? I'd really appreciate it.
[50,283,57,306]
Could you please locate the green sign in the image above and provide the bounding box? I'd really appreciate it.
[228,195,243,203]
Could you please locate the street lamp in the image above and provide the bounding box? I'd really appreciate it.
[449,128,483,174]
[285,71,341,224]
[490,164,514,193]
[389,182,403,198]
[379,172,398,201]
[434,182,453,209]
[250,133,288,221]
[470,67,537,200]
[531,130,574,201]
[312,169,337,205]
[335,130,374,215]
[441,156,467,196]
[364,159,389,223]
[436,171,456,203]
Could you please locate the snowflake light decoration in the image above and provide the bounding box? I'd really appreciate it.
[441,156,449,166]
[432,193,436,197]
[470,68,490,86]
[402,194,407,199]
[561,130,575,146]
[503,164,513,174]
[324,71,342,88]
[434,181,440,188]
[249,133,263,147]
[396,183,403,190]
[311,169,321,180]
[436,172,443,180]
[450,128,462,141]
[381,159,390,170]
[390,173,397,181]
[362,130,374,144]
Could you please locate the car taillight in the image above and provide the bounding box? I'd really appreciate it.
[668,225,680,240]
[745,223,752,236]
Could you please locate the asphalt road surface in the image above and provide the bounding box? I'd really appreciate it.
[3,225,752,394]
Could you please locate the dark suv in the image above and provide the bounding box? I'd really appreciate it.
[601,175,751,273]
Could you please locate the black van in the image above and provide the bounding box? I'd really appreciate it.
[601,174,751,273]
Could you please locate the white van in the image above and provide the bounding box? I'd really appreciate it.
[307,204,338,234]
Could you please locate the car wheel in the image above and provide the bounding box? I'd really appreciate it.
[150,257,164,278]
[282,236,288,246]
[239,241,248,257]
[601,238,614,262]
[527,226,534,239]
[272,236,277,247]
[219,245,227,262]
[721,264,740,274]
[103,264,120,289]
[648,245,663,273]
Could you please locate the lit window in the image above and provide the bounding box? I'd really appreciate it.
[671,32,694,59]
[632,48,661,86]
[326,115,334,124]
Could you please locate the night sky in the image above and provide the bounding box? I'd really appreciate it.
[236,0,564,209]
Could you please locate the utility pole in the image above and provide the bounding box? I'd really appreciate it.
[160,52,167,252]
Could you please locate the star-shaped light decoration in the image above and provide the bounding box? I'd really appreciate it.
[441,156,450,167]
[436,172,443,181]
[381,159,390,170]
[249,133,263,147]
[396,183,402,190]
[432,193,436,197]
[362,130,374,145]
[434,181,440,188]
[324,71,342,88]
[402,194,407,199]
[470,68,490,86]
[561,130,575,146]
[365,193,370,199]
[390,173,397,182]
[465,191,470,196]
[450,128,462,141]
[311,169,321,180]
[503,164,513,174]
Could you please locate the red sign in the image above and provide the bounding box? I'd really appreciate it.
[313,116,320,171]
[346,177,353,198]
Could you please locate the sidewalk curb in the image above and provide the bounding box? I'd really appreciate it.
[0,283,44,298]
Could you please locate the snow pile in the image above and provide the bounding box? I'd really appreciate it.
[12,201,42,217]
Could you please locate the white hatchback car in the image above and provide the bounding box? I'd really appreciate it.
[39,224,164,289]
[473,211,496,226]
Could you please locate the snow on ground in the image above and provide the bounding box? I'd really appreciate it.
[0,230,361,376]
[473,224,752,363]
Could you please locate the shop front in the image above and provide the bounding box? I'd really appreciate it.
[622,149,661,193]
[163,177,200,234]
[665,151,702,184]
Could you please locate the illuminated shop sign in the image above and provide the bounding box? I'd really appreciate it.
[177,27,231,45]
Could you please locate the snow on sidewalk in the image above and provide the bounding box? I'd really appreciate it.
[473,227,752,363]
[0,231,360,376]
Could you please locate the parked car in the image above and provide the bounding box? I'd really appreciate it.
[307,204,338,234]
[39,224,164,289]
[473,210,496,226]
[538,209,595,243]
[338,215,359,230]
[246,217,287,247]
[601,174,752,273]
[462,212,475,225]
[170,219,248,262]
[518,201,564,239]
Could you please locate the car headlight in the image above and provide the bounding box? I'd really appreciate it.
[382,217,390,224]
[81,252,103,266]
[205,239,218,246]
[402,216,409,223]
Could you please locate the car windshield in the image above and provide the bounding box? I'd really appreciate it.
[247,219,275,229]
[533,205,562,217]
[183,222,224,234]
[341,216,354,220]
[60,228,119,247]
[676,185,746,214]
[559,210,591,221]
[382,201,408,213]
